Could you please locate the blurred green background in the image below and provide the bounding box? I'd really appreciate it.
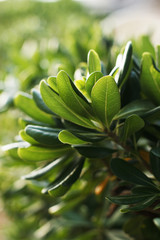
[0,1,111,239]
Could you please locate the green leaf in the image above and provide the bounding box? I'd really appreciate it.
[87,49,101,74]
[74,79,90,100]
[150,147,160,181]
[132,186,160,195]
[58,130,87,145]
[121,114,145,142]
[110,158,156,187]
[25,125,63,146]
[114,100,154,120]
[86,71,103,96]
[116,41,133,88]
[69,130,106,143]
[42,157,84,197]
[2,142,29,160]
[47,76,58,93]
[14,92,54,125]
[56,70,93,118]
[107,194,154,205]
[91,76,120,128]
[140,53,160,105]
[22,156,66,180]
[20,129,39,145]
[18,145,70,162]
[73,144,115,158]
[40,80,97,130]
[32,89,54,115]
[121,196,157,212]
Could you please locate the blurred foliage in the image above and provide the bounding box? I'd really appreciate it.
[1,1,160,240]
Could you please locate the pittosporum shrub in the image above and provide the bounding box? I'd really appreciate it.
[3,40,160,239]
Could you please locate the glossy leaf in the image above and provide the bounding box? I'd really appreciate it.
[87,49,101,74]
[121,196,157,212]
[116,41,133,87]
[70,130,106,143]
[114,100,154,120]
[22,156,66,180]
[20,129,38,145]
[121,114,145,142]
[42,158,84,197]
[56,70,93,118]
[32,89,54,114]
[107,194,154,205]
[18,145,70,162]
[91,76,120,128]
[73,144,115,158]
[110,158,156,187]
[40,80,97,130]
[86,71,103,96]
[140,53,160,105]
[25,125,63,146]
[150,147,160,181]
[58,130,87,145]
[14,92,54,124]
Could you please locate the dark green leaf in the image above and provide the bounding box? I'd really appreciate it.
[32,89,54,115]
[117,41,133,88]
[150,147,160,181]
[114,100,154,120]
[107,194,154,205]
[25,125,63,146]
[110,158,156,187]
[42,157,85,197]
[73,144,115,158]
[121,196,157,212]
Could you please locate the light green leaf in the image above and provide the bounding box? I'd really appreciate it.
[56,70,93,118]
[87,49,101,74]
[121,114,145,142]
[91,76,120,128]
[86,71,103,96]
[110,158,156,188]
[20,129,39,145]
[140,53,160,105]
[58,130,87,145]
[74,79,90,100]
[14,92,54,124]
[18,145,70,162]
[40,80,98,130]
[47,76,58,93]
